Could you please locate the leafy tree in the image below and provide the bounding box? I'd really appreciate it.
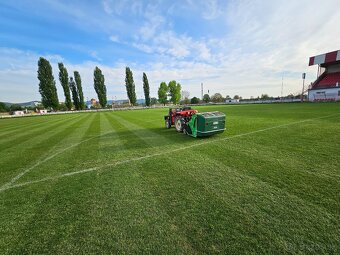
[143,72,150,106]
[158,82,168,105]
[211,93,224,103]
[203,94,210,103]
[233,95,240,99]
[9,104,22,111]
[37,57,59,110]
[150,97,158,105]
[0,102,9,112]
[168,80,181,104]
[58,102,68,111]
[58,63,72,110]
[125,67,137,105]
[93,67,107,107]
[69,77,80,110]
[190,97,200,104]
[261,94,270,100]
[74,71,85,110]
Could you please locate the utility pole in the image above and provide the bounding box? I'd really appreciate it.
[301,73,306,102]
[201,83,203,100]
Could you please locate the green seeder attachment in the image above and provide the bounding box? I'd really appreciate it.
[184,111,226,137]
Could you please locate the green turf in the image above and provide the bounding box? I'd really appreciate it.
[0,103,339,254]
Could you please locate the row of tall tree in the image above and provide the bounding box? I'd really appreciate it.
[37,57,153,109]
[124,67,151,107]
[38,57,259,109]
[37,57,86,110]
[58,63,85,110]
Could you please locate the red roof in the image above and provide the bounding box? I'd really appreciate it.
[309,50,340,66]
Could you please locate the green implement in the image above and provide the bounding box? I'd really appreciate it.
[185,111,226,137]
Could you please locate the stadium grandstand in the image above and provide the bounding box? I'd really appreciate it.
[308,50,340,101]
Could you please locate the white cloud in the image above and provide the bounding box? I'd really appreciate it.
[139,15,165,41]
[2,0,340,102]
[133,30,212,61]
[89,51,102,61]
[109,35,119,43]
[102,0,113,14]
[102,0,144,16]
[202,0,223,20]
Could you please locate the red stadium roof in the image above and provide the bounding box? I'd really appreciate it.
[309,50,340,66]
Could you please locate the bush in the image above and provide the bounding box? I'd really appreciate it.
[150,98,158,105]
[190,97,200,104]
[0,102,9,112]
[9,104,22,111]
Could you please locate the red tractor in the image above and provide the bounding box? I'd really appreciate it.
[164,107,226,137]
[164,107,198,132]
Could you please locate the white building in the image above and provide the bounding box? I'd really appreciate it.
[308,87,340,101]
[38,109,48,114]
[225,99,240,104]
[11,111,25,116]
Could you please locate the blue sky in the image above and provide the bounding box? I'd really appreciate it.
[0,0,339,102]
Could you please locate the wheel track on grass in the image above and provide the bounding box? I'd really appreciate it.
[1,112,339,193]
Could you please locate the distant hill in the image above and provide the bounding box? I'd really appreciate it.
[1,101,41,107]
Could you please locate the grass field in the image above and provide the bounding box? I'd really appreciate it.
[0,103,340,254]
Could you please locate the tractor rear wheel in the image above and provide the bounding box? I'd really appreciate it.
[175,117,183,132]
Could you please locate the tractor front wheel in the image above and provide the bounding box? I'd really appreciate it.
[175,117,183,132]
[165,118,171,129]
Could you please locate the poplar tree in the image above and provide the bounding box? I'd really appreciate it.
[143,72,150,106]
[93,67,107,107]
[58,63,72,110]
[37,57,59,110]
[74,71,85,110]
[125,67,137,105]
[69,77,80,110]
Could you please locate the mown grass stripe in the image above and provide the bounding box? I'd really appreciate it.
[108,112,196,150]
[194,148,338,216]
[16,113,103,182]
[2,112,338,193]
[0,114,74,135]
[104,112,151,152]
[1,104,340,254]
[0,114,81,148]
[0,114,87,182]
[0,114,92,188]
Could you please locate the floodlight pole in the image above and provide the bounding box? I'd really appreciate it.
[301,73,306,102]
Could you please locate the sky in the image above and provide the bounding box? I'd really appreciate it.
[0,0,339,103]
